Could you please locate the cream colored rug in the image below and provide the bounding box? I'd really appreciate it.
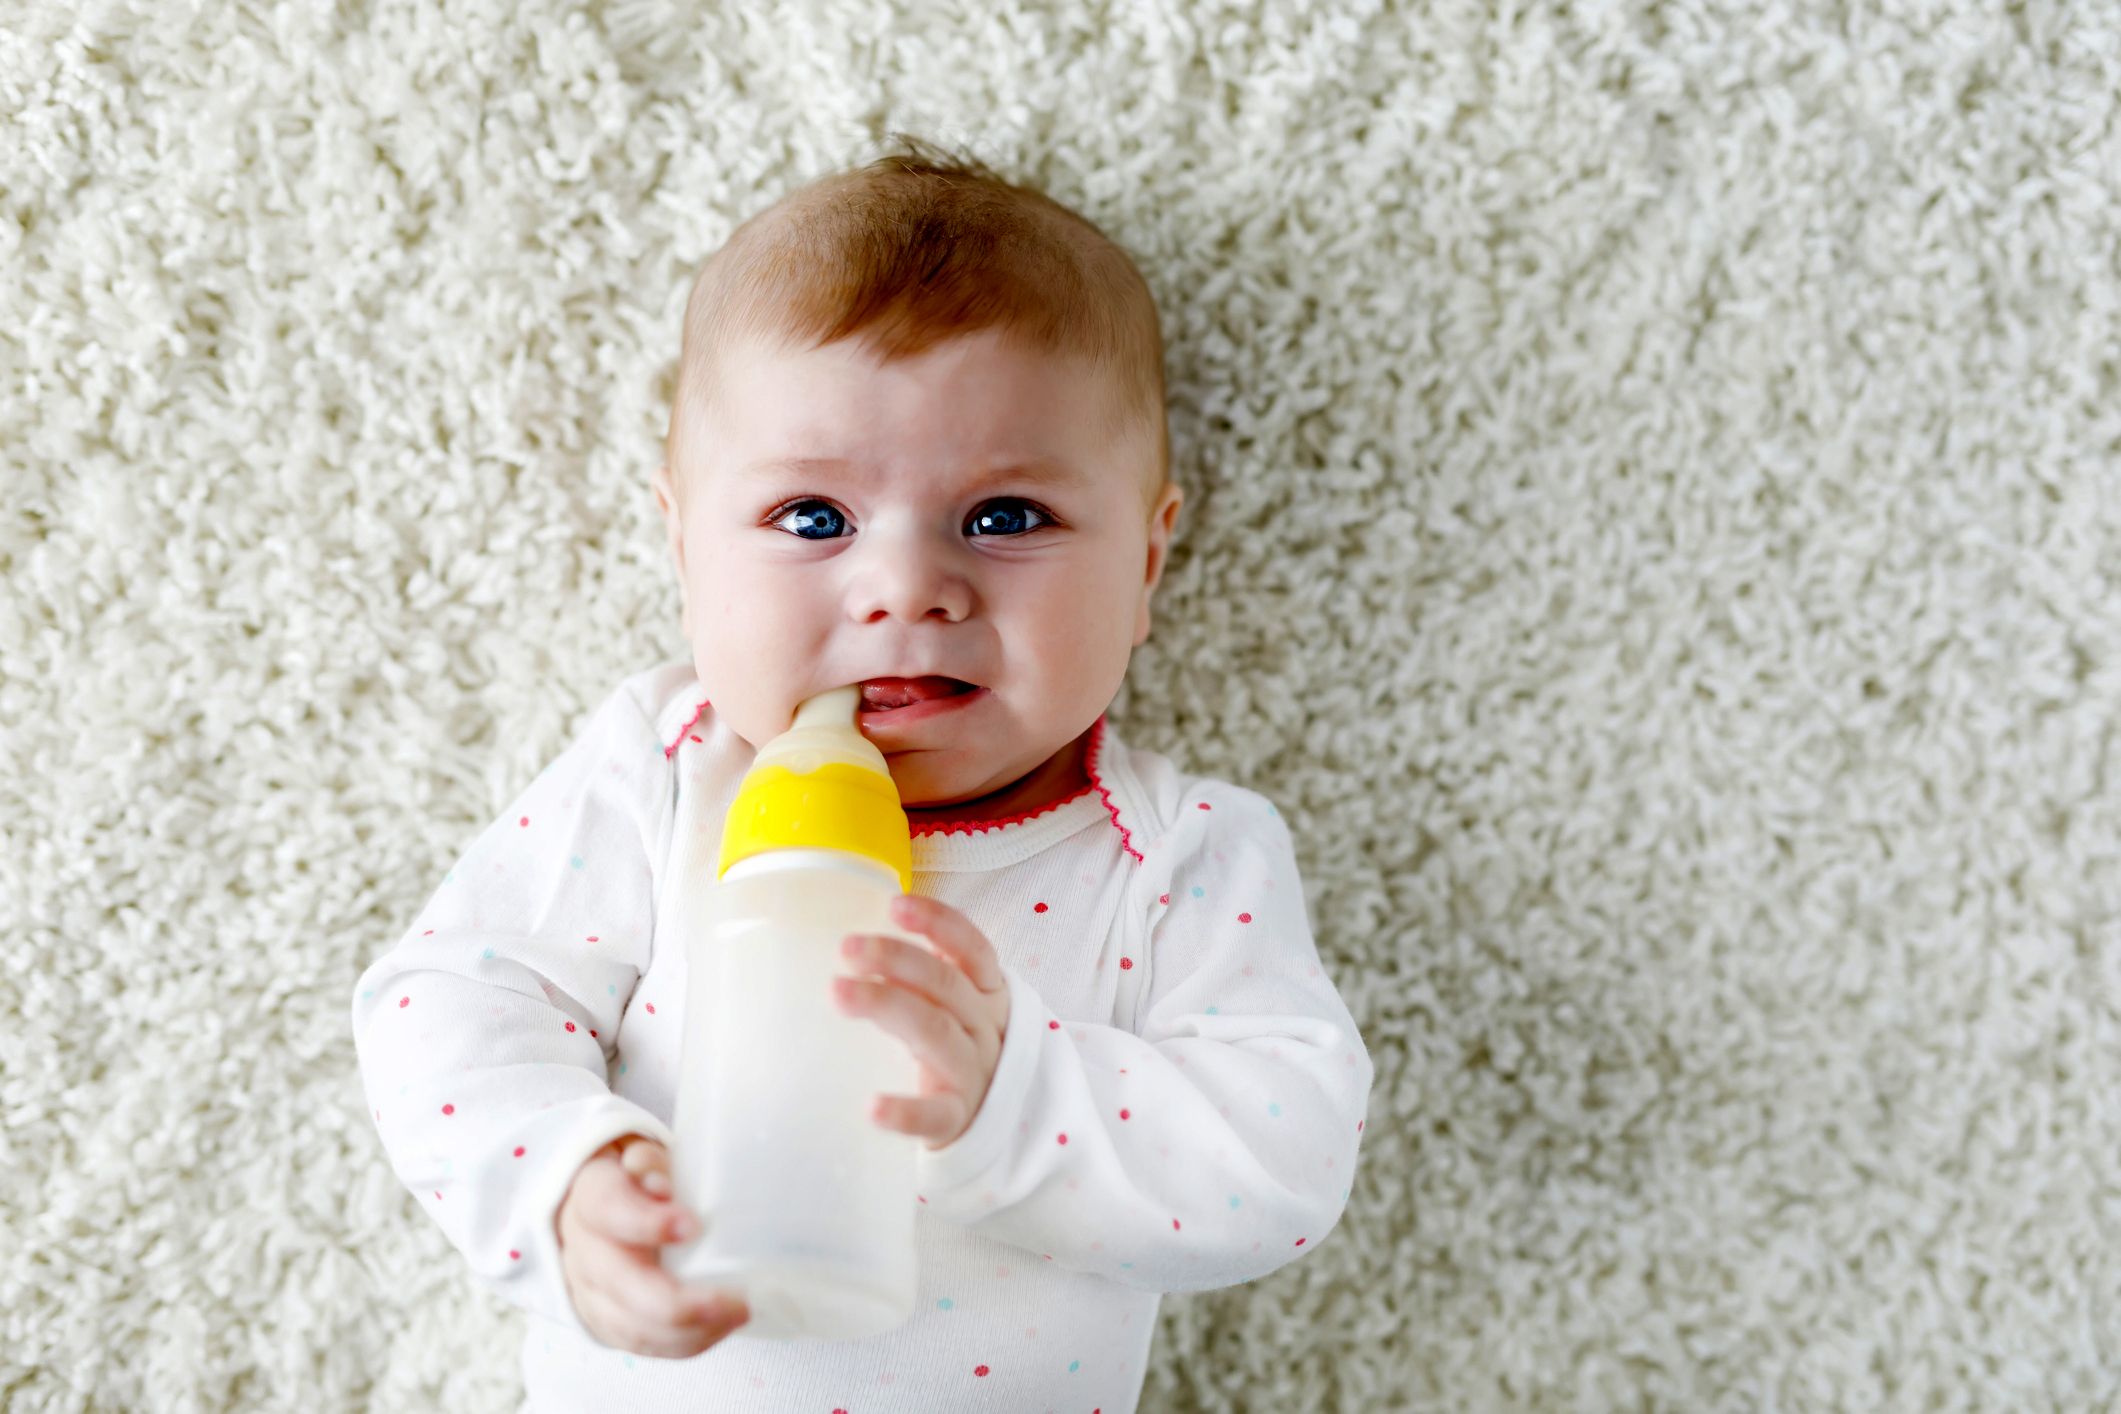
[5,0,2118,1408]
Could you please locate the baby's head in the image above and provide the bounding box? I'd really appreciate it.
[651,138,1183,816]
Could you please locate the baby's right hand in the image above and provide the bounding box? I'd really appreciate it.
[555,1133,750,1358]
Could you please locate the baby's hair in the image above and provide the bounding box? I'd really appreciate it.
[666,133,1170,515]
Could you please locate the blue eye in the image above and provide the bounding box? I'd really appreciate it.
[765,497,1056,541]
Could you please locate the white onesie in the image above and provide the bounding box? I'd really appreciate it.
[351,659,1375,1413]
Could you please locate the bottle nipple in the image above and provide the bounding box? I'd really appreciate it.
[717,685,912,891]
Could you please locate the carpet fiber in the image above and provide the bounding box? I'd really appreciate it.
[5,0,2119,1408]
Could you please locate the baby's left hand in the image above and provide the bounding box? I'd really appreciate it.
[833,892,1011,1151]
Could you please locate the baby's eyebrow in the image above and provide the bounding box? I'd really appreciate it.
[738,455,1086,490]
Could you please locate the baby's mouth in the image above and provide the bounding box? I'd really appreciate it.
[857,676,979,712]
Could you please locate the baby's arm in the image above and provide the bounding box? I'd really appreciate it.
[914,783,1374,1293]
[349,680,676,1338]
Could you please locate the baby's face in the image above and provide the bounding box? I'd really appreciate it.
[652,326,1181,813]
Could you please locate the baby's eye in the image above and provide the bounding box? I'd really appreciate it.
[765,497,1055,541]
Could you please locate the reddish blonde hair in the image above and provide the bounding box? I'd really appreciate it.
[665,135,1170,515]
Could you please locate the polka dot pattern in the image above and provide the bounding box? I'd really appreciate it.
[356,699,1366,1406]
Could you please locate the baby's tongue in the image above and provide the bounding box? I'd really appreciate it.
[860,676,969,711]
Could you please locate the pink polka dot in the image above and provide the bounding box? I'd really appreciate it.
[1119,1109,1130,1120]
[1237,912,1252,923]
[1056,1132,1068,1145]
[645,1003,656,1014]
[1196,802,1211,810]
[586,935,598,942]
[519,816,529,827]
[513,1146,524,1157]
[398,996,410,1009]
[421,929,433,936]
[1172,1218,1181,1230]
[564,1022,575,1033]
[509,1249,520,1260]
[1357,1120,1365,1131]
[1048,1020,1060,1030]
[1159,893,1169,904]
[441,1104,454,1115]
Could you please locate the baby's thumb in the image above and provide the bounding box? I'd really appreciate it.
[617,1134,673,1196]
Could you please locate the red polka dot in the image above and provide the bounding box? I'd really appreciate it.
[1056,1133,1068,1145]
[1237,912,1252,923]
[513,1147,525,1157]
[586,935,598,942]
[441,1104,454,1115]
[1295,1237,1307,1246]
[1033,902,1048,913]
[589,1030,597,1038]
[564,1022,576,1033]
[1048,1020,1060,1030]
[509,1250,520,1260]
[398,996,410,1009]
[1158,893,1169,905]
[691,734,703,743]
[421,929,433,936]
[1357,1120,1365,1131]
[1119,957,1132,970]
[646,1003,656,1014]
[1172,1218,1181,1230]
[519,816,529,827]
[974,1365,990,1377]
[1119,1109,1130,1120]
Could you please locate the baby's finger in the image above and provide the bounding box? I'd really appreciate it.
[618,1136,674,1196]
[582,1156,700,1249]
[577,1254,749,1359]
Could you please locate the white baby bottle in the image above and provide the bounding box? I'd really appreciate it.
[664,684,924,1341]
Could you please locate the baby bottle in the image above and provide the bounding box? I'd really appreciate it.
[664,684,923,1341]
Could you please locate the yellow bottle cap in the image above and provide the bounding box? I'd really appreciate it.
[716,686,913,894]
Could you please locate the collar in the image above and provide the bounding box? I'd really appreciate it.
[646,660,1150,873]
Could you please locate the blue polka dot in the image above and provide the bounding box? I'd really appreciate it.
[619,1063,628,1076]
[622,1355,634,1369]
[607,984,617,996]
[482,948,494,960]
[1268,805,1277,816]
[1191,885,1205,898]
[444,872,453,884]
[1269,1102,1282,1117]
[1228,1195,1242,1209]
[570,855,585,870]
[1206,1006,1218,1015]
[361,990,372,1000]
[937,1297,954,1310]
[1069,1360,1081,1372]
[1121,1261,1133,1268]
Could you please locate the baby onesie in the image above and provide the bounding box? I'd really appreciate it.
[351,659,1375,1413]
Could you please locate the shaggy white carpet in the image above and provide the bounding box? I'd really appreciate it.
[5,0,2119,1409]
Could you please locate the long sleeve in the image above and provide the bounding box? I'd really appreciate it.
[912,781,1375,1294]
[349,678,677,1339]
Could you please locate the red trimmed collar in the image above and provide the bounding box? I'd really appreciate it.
[661,699,1140,863]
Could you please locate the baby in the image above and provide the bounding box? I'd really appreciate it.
[351,137,1374,1414]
